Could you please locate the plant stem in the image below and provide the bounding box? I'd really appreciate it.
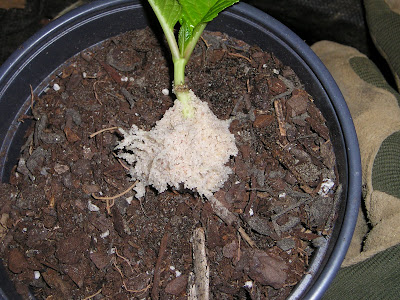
[183,23,207,61]
[147,0,180,60]
[148,1,208,119]
[174,58,194,118]
[174,58,187,86]
[173,24,207,118]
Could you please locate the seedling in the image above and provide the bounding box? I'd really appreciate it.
[148,0,239,117]
[116,0,240,199]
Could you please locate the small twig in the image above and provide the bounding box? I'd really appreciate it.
[120,87,136,109]
[89,126,119,138]
[207,195,256,248]
[297,247,309,266]
[246,186,273,194]
[115,247,134,274]
[200,35,210,48]
[112,153,130,170]
[238,227,256,248]
[151,232,169,300]
[190,227,209,300]
[93,80,107,105]
[228,52,252,63]
[274,99,287,138]
[82,288,102,300]
[29,84,35,110]
[237,231,241,262]
[207,195,237,226]
[92,181,137,201]
[92,181,137,214]
[98,60,124,85]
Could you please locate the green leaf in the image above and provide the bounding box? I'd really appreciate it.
[178,21,192,55]
[148,0,182,30]
[201,0,240,23]
[179,0,239,28]
[177,0,239,49]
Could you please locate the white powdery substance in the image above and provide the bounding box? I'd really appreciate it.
[116,91,238,198]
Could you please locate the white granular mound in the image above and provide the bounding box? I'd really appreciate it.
[116,90,238,198]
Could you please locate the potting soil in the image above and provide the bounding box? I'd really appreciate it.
[0,27,339,299]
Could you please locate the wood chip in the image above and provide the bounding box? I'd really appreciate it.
[189,227,209,300]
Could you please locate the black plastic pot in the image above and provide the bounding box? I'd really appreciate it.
[0,1,361,299]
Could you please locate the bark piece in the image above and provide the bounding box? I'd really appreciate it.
[8,249,28,274]
[165,275,188,295]
[189,227,209,300]
[237,249,287,289]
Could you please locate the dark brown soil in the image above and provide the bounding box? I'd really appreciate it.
[0,27,340,299]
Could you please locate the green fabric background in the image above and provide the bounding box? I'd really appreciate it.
[323,243,400,299]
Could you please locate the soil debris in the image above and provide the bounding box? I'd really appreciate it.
[0,28,340,299]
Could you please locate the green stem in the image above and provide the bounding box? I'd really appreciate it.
[173,24,207,118]
[176,90,193,118]
[183,23,207,61]
[174,58,193,118]
[147,0,180,60]
[174,58,187,86]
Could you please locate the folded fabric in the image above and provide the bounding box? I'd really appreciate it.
[365,0,400,90]
[312,5,400,295]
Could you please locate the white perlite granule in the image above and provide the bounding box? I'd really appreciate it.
[116,90,238,198]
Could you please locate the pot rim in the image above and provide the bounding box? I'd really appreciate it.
[0,1,361,299]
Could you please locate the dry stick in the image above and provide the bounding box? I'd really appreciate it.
[82,288,102,300]
[228,52,252,63]
[189,227,209,300]
[120,87,136,109]
[92,181,137,214]
[29,84,35,110]
[274,99,287,138]
[207,195,256,248]
[89,126,119,138]
[115,247,134,274]
[93,80,107,105]
[200,35,210,48]
[98,60,124,85]
[112,153,130,170]
[246,78,252,94]
[188,272,196,300]
[237,231,241,262]
[238,227,256,248]
[151,232,169,300]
